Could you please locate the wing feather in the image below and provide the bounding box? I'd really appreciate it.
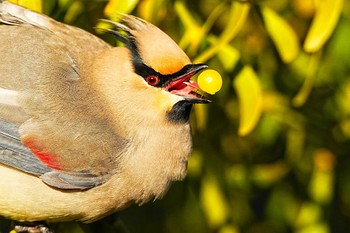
[0,119,111,190]
[0,1,124,190]
[0,120,51,175]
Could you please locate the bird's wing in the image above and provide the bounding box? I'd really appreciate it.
[0,2,123,190]
[0,90,111,190]
[0,119,51,176]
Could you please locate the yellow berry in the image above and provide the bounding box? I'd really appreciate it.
[198,69,222,95]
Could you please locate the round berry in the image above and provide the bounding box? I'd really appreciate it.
[198,69,222,95]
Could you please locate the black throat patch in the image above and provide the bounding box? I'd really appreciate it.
[167,101,193,123]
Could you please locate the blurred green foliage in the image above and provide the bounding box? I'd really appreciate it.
[2,0,350,232]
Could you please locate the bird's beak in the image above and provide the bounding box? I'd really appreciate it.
[165,64,211,104]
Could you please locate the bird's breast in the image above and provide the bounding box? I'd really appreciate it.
[119,121,192,202]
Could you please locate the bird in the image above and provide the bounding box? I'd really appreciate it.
[0,1,210,223]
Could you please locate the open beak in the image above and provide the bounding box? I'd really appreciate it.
[165,64,211,104]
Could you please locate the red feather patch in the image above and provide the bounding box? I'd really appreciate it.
[23,138,62,170]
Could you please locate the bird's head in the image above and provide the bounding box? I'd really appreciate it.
[81,15,214,194]
[96,15,210,126]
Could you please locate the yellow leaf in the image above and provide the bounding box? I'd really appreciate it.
[295,202,321,227]
[233,66,263,136]
[262,6,300,63]
[14,0,42,12]
[174,1,198,31]
[200,173,228,228]
[208,36,240,71]
[138,0,155,21]
[309,170,334,204]
[304,0,343,53]
[104,0,139,19]
[175,1,204,53]
[308,149,335,204]
[194,1,250,63]
[175,1,226,57]
[137,0,166,22]
[219,1,250,44]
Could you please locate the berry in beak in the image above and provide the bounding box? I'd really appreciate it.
[166,64,211,104]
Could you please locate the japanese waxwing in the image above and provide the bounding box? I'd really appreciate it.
[0,1,210,223]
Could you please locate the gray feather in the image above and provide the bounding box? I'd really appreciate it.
[40,171,108,190]
[0,119,51,175]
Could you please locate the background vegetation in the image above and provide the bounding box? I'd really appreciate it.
[1,0,350,232]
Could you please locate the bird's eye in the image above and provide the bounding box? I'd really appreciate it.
[145,75,160,86]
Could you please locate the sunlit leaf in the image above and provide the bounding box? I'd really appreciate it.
[175,1,204,54]
[174,1,197,29]
[104,0,139,19]
[262,6,300,63]
[10,0,42,12]
[207,36,240,71]
[295,202,322,227]
[219,1,250,43]
[233,66,263,136]
[309,149,335,204]
[176,2,225,55]
[137,0,166,22]
[137,0,154,21]
[194,1,250,63]
[200,173,228,228]
[309,170,334,204]
[304,0,344,53]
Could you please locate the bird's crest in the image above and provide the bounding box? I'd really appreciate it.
[98,15,191,75]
